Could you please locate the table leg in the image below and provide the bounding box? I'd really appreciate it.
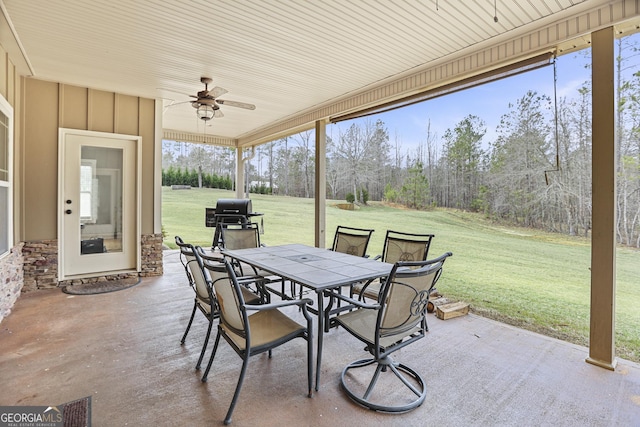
[315,289,324,392]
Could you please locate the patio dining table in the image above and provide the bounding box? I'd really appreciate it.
[221,243,394,391]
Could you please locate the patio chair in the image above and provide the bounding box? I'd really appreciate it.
[201,259,314,425]
[219,222,261,250]
[312,225,375,327]
[299,225,375,322]
[220,222,263,276]
[196,245,270,304]
[331,225,375,257]
[353,230,435,302]
[219,222,284,297]
[175,236,261,371]
[327,252,452,413]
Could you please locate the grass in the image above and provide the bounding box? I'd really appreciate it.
[162,187,640,362]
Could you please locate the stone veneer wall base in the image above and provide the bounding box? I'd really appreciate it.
[0,234,164,321]
[0,243,25,322]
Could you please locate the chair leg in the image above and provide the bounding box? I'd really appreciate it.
[306,335,313,398]
[201,331,221,382]
[181,302,197,344]
[224,354,250,425]
[195,317,214,370]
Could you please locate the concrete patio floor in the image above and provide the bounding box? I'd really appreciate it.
[1,249,639,426]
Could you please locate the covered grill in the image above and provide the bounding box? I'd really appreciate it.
[205,199,263,248]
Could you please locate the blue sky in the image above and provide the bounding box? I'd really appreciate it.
[327,46,595,154]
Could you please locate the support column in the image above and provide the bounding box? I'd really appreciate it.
[587,26,617,370]
[315,120,327,248]
[153,100,163,234]
[235,147,244,199]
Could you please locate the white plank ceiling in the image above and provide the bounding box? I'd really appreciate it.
[3,0,639,146]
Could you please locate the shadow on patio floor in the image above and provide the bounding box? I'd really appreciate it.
[1,250,639,426]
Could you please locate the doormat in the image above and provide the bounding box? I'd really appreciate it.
[62,395,91,426]
[62,278,141,295]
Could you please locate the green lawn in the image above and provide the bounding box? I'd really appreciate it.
[162,187,640,362]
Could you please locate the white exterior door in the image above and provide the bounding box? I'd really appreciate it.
[58,129,140,279]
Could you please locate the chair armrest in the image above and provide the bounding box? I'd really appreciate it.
[244,297,313,312]
[236,274,263,283]
[199,252,223,263]
[324,289,380,310]
[355,279,375,301]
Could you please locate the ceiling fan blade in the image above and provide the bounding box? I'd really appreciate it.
[157,87,198,98]
[214,109,224,118]
[164,99,194,108]
[207,86,228,98]
[217,99,256,110]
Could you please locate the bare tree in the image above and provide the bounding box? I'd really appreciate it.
[333,119,389,203]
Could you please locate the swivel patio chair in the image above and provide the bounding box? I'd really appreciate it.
[353,230,435,302]
[175,236,261,371]
[201,259,314,425]
[328,252,452,413]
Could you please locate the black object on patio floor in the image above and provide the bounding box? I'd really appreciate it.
[62,278,140,295]
[62,395,91,427]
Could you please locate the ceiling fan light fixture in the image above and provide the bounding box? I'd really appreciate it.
[197,104,215,121]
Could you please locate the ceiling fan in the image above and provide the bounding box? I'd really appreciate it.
[165,77,256,121]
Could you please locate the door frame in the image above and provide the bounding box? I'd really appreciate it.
[57,128,141,280]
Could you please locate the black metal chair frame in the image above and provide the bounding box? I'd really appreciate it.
[354,230,435,302]
[175,236,220,370]
[331,225,375,257]
[201,259,314,425]
[377,229,435,263]
[305,226,375,326]
[176,236,264,372]
[219,222,289,300]
[212,215,251,250]
[325,252,452,413]
[196,245,270,304]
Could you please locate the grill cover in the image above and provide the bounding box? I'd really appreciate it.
[206,199,261,228]
[215,199,253,215]
[207,199,262,248]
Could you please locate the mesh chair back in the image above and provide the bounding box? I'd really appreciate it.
[175,237,212,309]
[382,230,434,264]
[332,226,374,257]
[205,260,246,337]
[378,256,448,337]
[221,223,261,250]
[175,236,194,285]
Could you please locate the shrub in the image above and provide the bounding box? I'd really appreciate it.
[384,183,398,203]
[345,192,355,203]
[357,187,369,204]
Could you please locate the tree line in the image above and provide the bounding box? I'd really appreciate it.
[162,38,640,248]
[162,166,234,190]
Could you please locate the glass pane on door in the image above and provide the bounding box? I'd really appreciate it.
[80,146,123,255]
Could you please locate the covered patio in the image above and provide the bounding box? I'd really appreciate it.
[1,2,640,424]
[0,250,638,425]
